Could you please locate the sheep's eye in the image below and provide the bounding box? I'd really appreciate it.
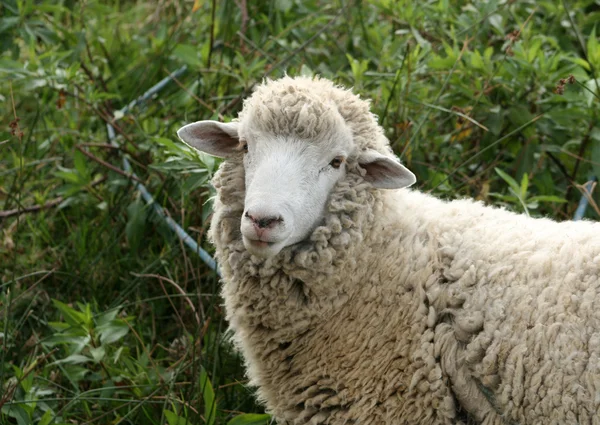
[239,139,248,153]
[329,156,344,169]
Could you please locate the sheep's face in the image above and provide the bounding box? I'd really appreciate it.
[178,106,415,259]
[237,117,353,258]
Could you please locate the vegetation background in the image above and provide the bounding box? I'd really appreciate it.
[1,0,599,423]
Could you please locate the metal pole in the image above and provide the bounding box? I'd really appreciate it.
[105,66,221,276]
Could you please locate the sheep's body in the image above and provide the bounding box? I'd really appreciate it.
[189,77,600,424]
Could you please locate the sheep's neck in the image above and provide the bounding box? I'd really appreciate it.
[211,158,381,342]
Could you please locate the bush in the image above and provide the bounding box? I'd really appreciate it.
[1,0,598,423]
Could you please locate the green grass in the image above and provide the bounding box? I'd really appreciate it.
[1,0,599,423]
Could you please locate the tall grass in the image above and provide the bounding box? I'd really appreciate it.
[1,0,599,423]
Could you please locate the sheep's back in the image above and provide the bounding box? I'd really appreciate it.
[387,190,600,423]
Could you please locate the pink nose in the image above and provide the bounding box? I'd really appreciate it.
[244,211,283,229]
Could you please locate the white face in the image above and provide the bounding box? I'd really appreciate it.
[239,131,351,257]
[177,118,415,259]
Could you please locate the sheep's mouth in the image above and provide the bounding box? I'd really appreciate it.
[242,235,288,258]
[246,239,274,248]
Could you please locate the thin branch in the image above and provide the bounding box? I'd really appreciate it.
[207,0,217,69]
[219,9,343,116]
[166,68,224,120]
[575,181,600,217]
[75,145,145,184]
[428,114,544,193]
[0,177,107,220]
[565,121,595,202]
[0,349,58,410]
[131,273,200,327]
[546,152,575,185]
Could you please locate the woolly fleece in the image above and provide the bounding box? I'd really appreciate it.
[207,76,600,424]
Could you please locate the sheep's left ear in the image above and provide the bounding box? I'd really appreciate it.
[358,150,416,189]
[177,120,240,158]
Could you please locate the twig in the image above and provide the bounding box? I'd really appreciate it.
[0,177,107,220]
[120,318,164,386]
[1,197,63,219]
[235,0,249,52]
[0,270,54,317]
[75,145,145,184]
[166,68,224,120]
[80,143,122,150]
[546,152,576,185]
[575,79,600,101]
[575,180,600,218]
[207,0,217,69]
[562,0,599,95]
[433,8,537,169]
[401,36,473,157]
[9,83,24,141]
[429,114,544,193]
[219,10,343,116]
[79,143,144,168]
[131,273,201,327]
[263,9,343,79]
[0,349,58,410]
[418,102,489,131]
[565,121,595,202]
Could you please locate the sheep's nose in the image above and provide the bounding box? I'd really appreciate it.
[244,211,283,229]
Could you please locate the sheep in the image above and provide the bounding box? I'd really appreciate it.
[177,76,600,424]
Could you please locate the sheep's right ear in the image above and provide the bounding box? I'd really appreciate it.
[177,120,240,158]
[358,150,416,189]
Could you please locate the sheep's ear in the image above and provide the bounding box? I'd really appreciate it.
[177,120,240,158]
[358,150,416,189]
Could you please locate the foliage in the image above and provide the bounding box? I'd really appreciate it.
[1,0,599,423]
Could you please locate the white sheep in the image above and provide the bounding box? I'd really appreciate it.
[177,76,600,424]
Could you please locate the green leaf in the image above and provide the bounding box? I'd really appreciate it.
[90,346,106,363]
[591,128,600,180]
[564,56,591,71]
[38,409,53,425]
[173,43,203,68]
[164,410,190,425]
[1,405,31,425]
[96,308,120,326]
[43,334,89,349]
[73,150,90,182]
[527,195,567,203]
[227,414,272,425]
[488,14,503,33]
[584,78,600,106]
[20,367,34,393]
[52,300,87,327]
[586,25,598,68]
[200,366,217,425]
[470,50,485,70]
[125,200,148,252]
[515,143,536,184]
[61,365,89,383]
[494,168,520,194]
[97,319,129,344]
[57,354,92,365]
[520,173,528,200]
[154,136,195,158]
[55,167,83,185]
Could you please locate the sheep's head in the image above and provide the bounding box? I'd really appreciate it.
[177,77,415,258]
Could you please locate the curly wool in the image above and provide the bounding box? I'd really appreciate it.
[208,76,600,424]
[237,76,395,157]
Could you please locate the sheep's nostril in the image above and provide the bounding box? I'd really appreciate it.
[245,211,283,229]
[256,216,282,229]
